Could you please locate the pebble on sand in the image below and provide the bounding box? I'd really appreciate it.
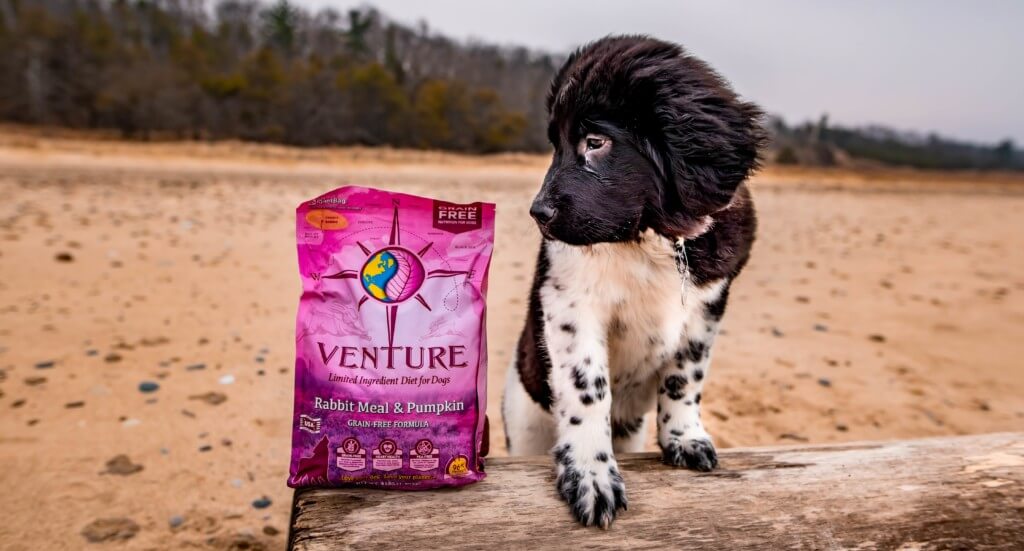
[54,252,74,263]
[868,334,887,343]
[138,381,160,393]
[817,378,832,388]
[65,401,85,409]
[186,363,206,371]
[779,433,809,442]
[80,518,139,543]
[34,361,55,369]
[252,496,272,509]
[813,324,829,332]
[709,410,729,421]
[263,525,280,536]
[189,391,227,406]
[218,374,235,385]
[104,454,144,476]
[169,515,185,529]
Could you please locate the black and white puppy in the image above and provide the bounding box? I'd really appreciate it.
[502,36,765,528]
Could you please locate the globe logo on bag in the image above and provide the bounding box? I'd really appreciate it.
[360,246,426,303]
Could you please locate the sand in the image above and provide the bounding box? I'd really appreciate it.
[1,130,1023,550]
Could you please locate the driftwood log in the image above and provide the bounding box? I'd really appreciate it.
[289,432,1024,550]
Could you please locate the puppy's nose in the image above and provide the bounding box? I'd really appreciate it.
[529,202,556,225]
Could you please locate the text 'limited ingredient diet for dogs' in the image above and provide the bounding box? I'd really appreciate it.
[288,186,495,489]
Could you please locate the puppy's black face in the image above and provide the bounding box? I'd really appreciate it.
[532,36,766,246]
[531,122,661,245]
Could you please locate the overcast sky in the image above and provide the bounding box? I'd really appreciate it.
[293,1,1023,144]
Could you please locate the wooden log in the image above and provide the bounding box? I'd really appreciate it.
[289,432,1024,550]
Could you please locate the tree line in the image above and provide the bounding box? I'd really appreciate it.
[0,0,557,152]
[770,116,1024,171]
[2,0,1021,169]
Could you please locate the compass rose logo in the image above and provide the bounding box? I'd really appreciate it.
[318,201,469,350]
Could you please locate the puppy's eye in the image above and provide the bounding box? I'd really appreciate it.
[579,134,611,157]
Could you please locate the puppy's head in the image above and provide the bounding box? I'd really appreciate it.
[531,35,765,245]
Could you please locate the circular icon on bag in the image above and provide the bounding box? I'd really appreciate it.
[341,437,361,455]
[360,247,426,303]
[414,439,434,456]
[379,439,398,456]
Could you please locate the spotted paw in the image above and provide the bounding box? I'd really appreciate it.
[661,437,718,471]
[554,444,627,528]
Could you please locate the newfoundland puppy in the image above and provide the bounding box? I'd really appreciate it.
[503,35,765,528]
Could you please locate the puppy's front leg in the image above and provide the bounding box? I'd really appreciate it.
[657,279,730,471]
[543,294,626,528]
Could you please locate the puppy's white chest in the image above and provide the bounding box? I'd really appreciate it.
[545,237,691,373]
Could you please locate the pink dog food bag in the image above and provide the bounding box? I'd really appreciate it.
[289,186,494,489]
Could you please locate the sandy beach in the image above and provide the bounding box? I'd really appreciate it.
[1,130,1023,550]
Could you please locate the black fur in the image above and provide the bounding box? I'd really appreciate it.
[663,374,688,400]
[515,244,554,409]
[610,416,645,439]
[662,438,718,471]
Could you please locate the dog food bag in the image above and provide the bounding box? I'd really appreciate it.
[288,186,495,489]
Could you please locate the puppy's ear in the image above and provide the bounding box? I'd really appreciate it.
[648,55,766,236]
